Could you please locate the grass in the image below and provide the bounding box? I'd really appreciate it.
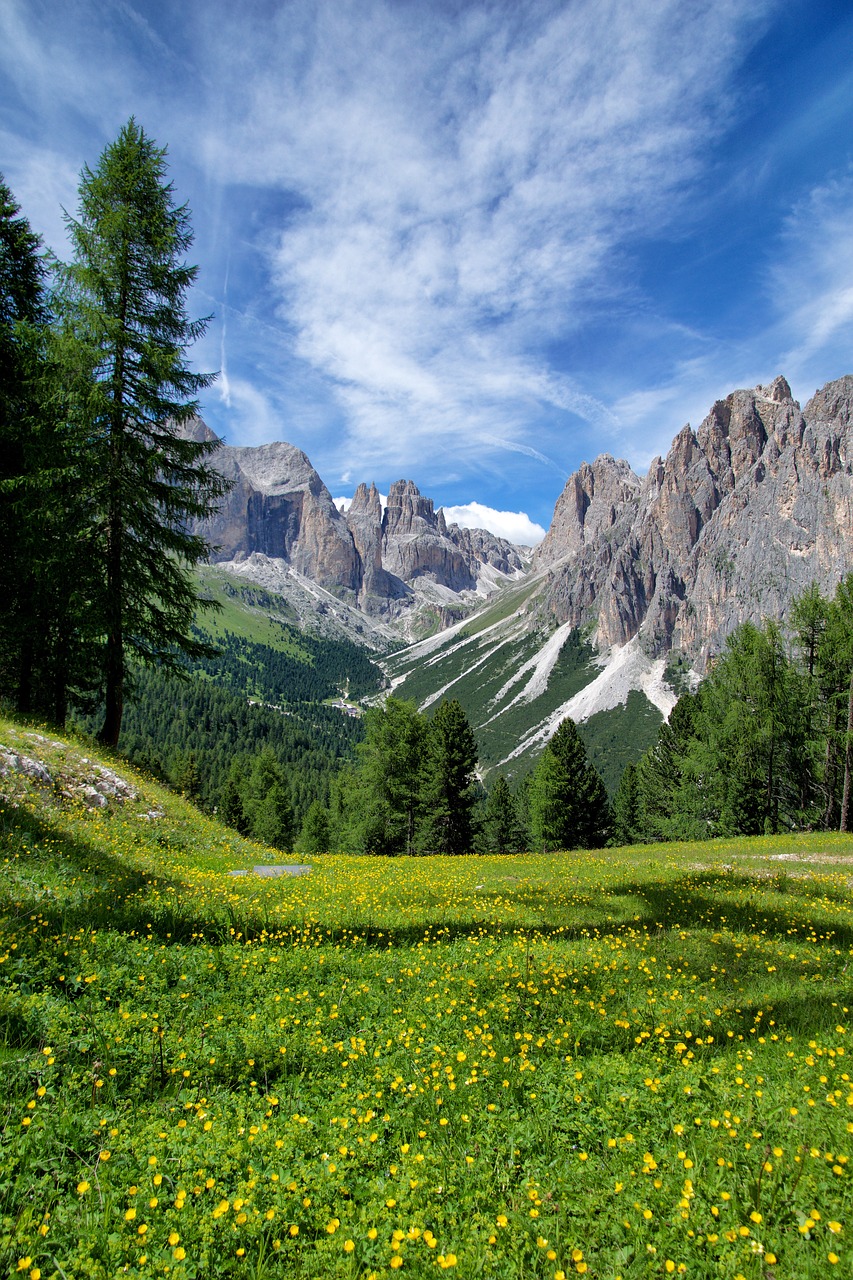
[194,568,305,653]
[3,715,853,1278]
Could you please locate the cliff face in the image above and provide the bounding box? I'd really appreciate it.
[184,428,525,612]
[187,437,362,592]
[535,375,853,666]
[181,373,852,658]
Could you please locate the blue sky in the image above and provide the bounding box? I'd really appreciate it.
[2,0,852,543]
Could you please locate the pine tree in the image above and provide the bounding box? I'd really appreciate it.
[243,748,294,850]
[481,774,527,854]
[691,621,810,835]
[340,698,427,855]
[634,692,704,841]
[56,119,228,745]
[528,718,611,851]
[419,700,479,854]
[297,800,331,855]
[219,768,249,834]
[611,761,640,846]
[0,176,95,720]
[821,576,853,831]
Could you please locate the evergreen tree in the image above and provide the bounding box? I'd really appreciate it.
[172,750,202,801]
[297,800,331,855]
[253,784,295,851]
[611,761,640,846]
[56,119,228,745]
[481,774,527,854]
[419,700,479,854]
[242,748,294,850]
[0,176,96,720]
[817,576,853,831]
[634,692,704,841]
[528,717,611,851]
[219,764,249,834]
[340,698,427,855]
[691,621,810,835]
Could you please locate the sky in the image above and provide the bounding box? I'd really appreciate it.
[2,0,853,544]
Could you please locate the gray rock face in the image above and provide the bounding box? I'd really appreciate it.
[183,424,525,612]
[345,482,404,610]
[535,375,853,668]
[381,480,477,590]
[194,437,361,592]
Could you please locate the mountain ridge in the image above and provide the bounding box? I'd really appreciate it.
[183,373,853,781]
[182,417,529,639]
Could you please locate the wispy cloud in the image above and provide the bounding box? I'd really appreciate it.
[14,0,848,508]
[771,169,853,381]
[192,0,774,477]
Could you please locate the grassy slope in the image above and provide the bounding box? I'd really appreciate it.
[3,716,853,1279]
[385,610,662,789]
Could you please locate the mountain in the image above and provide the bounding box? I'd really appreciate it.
[383,374,853,786]
[183,374,853,788]
[182,419,529,641]
[533,374,853,669]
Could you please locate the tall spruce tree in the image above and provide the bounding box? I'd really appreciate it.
[481,774,527,854]
[529,717,611,851]
[339,698,427,855]
[690,621,809,835]
[0,176,91,720]
[0,175,47,711]
[419,700,479,854]
[56,119,228,745]
[819,576,853,831]
[611,761,641,846]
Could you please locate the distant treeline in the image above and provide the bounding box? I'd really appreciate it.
[111,666,364,828]
[301,697,611,857]
[79,620,385,832]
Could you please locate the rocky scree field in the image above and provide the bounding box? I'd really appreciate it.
[2,717,853,1278]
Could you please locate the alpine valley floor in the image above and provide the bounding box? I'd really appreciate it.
[3,717,853,1279]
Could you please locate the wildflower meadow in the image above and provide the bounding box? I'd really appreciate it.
[2,718,853,1279]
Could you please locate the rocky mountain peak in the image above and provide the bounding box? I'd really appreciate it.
[535,373,853,669]
[534,453,640,568]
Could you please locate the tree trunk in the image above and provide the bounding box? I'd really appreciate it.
[823,701,839,829]
[840,669,853,833]
[98,278,128,749]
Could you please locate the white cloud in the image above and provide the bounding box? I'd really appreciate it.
[770,169,853,382]
[4,0,807,497]
[333,493,544,544]
[215,378,284,448]
[0,131,80,254]
[442,503,546,547]
[191,0,774,476]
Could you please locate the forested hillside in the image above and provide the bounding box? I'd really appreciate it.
[83,617,385,831]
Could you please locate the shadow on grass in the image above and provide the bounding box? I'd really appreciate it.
[0,800,215,943]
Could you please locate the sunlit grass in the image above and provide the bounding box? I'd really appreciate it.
[3,715,853,1277]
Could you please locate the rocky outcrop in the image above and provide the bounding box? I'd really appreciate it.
[345,482,403,609]
[181,423,525,614]
[183,424,361,593]
[535,375,853,668]
[381,480,477,590]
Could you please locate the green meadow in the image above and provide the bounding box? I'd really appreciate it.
[2,717,853,1279]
